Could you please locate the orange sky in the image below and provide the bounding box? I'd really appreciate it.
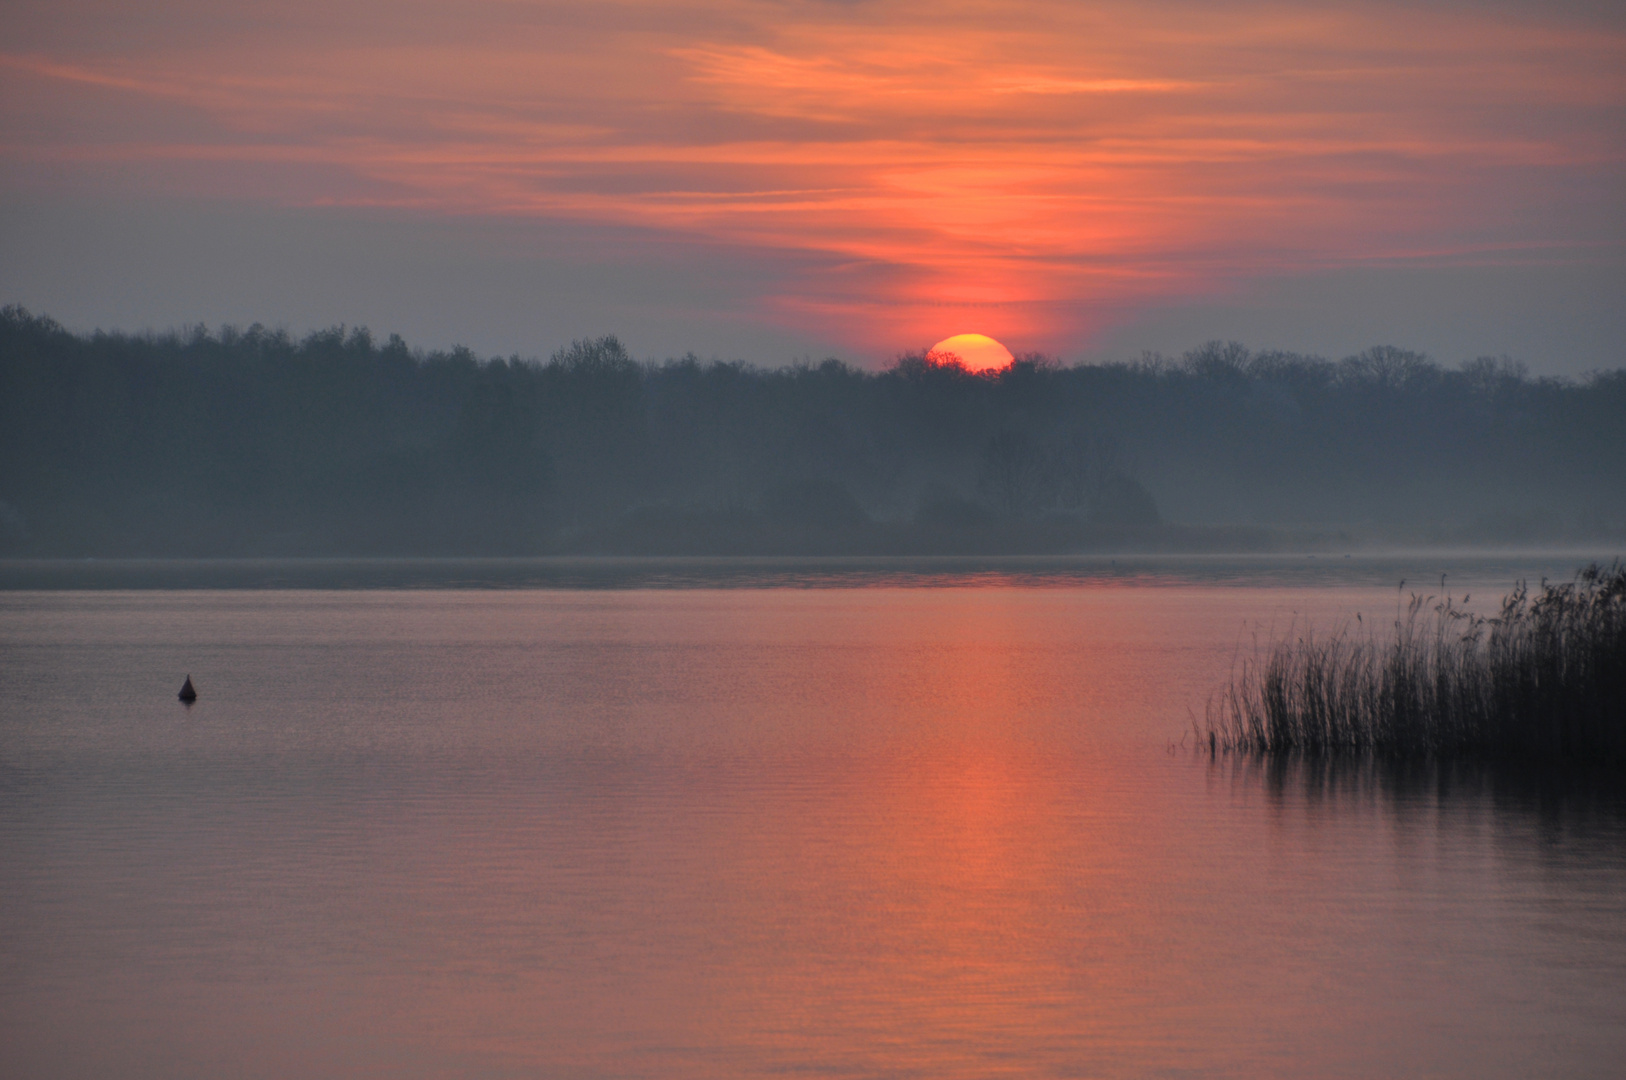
[2,0,1623,360]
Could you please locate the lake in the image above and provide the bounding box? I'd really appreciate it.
[2,554,1623,1078]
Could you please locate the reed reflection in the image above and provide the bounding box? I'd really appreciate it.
[1208,749,1626,874]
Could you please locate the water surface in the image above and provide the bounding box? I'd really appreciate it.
[2,557,1622,1078]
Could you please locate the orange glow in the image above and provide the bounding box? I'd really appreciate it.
[928,334,1015,373]
[2,2,1622,357]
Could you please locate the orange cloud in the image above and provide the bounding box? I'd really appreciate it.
[2,1,1622,355]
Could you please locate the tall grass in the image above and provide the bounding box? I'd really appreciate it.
[1207,563,1626,763]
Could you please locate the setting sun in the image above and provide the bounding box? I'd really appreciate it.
[928,334,1014,373]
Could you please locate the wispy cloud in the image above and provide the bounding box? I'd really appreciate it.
[2,0,1622,351]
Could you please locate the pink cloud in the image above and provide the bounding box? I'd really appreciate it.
[2,1,1622,355]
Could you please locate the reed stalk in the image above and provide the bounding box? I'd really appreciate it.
[1207,563,1626,763]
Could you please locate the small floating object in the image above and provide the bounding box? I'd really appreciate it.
[178,675,197,703]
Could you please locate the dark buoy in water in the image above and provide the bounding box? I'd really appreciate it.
[178,675,197,704]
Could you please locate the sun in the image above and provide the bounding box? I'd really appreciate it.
[927,333,1014,373]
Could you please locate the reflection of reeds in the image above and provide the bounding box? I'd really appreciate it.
[1207,563,1626,763]
[1205,751,1626,831]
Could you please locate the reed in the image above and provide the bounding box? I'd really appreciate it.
[1207,563,1626,763]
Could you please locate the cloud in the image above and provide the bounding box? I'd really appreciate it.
[2,0,1623,353]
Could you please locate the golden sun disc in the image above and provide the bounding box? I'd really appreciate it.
[927,333,1014,373]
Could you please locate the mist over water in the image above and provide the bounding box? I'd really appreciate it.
[3,556,1621,1078]
[2,550,1614,592]
[4,309,1623,558]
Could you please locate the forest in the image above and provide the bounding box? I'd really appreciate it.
[2,305,1623,556]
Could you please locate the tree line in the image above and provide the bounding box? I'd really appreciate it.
[1,306,1622,555]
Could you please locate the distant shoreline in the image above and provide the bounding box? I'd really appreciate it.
[3,549,1618,591]
[7,310,1623,563]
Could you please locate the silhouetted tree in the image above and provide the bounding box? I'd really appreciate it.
[2,308,1622,555]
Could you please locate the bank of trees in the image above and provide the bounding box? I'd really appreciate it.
[1,306,1622,555]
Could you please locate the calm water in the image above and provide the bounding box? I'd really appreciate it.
[2,556,1623,1078]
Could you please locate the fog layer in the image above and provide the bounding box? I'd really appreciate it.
[2,308,1621,556]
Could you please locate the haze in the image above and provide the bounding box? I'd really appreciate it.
[3,0,1624,371]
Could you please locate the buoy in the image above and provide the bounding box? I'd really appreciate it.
[178,675,197,703]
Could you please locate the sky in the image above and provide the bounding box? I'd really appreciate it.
[2,0,1623,371]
